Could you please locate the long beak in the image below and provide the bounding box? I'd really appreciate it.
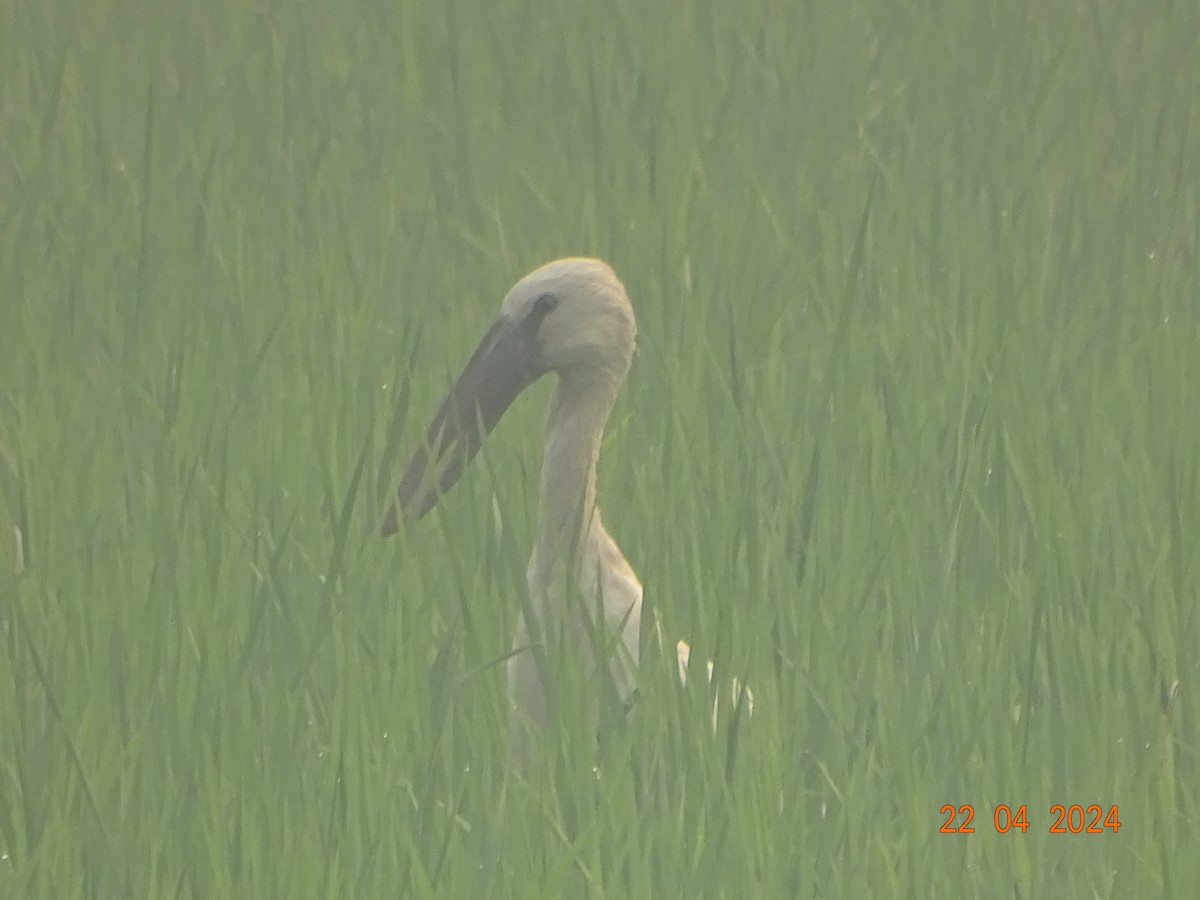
[382,316,544,534]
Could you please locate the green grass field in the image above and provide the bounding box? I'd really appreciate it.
[2,0,1198,896]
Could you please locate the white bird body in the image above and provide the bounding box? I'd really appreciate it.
[383,258,747,763]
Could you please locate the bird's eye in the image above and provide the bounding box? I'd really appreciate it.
[526,292,558,330]
[533,292,559,316]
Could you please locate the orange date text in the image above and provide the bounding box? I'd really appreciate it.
[940,804,1120,834]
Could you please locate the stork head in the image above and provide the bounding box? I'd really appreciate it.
[500,257,636,379]
[382,257,636,533]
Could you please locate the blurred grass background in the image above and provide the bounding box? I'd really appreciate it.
[1,0,1198,896]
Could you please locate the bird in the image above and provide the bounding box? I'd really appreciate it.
[382,257,750,764]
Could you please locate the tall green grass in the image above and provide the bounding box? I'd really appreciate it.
[2,0,1197,895]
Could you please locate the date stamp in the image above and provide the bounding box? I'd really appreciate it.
[940,804,1121,834]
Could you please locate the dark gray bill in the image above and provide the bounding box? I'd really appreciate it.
[382,314,546,534]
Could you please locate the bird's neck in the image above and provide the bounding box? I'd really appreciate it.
[528,371,620,596]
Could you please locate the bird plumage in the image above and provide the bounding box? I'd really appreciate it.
[384,259,642,761]
[384,257,749,766]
